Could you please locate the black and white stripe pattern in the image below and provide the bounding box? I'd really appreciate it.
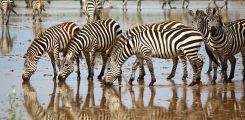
[58,18,122,80]
[207,8,245,83]
[105,28,212,86]
[1,0,16,25]
[22,22,80,80]
[189,9,238,84]
[83,0,103,23]
[32,0,45,22]
[107,20,188,85]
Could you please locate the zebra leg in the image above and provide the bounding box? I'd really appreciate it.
[48,52,57,79]
[122,0,128,11]
[6,11,10,25]
[137,0,141,11]
[211,63,218,85]
[167,58,178,80]
[89,51,96,80]
[188,58,203,86]
[207,58,213,74]
[221,59,228,83]
[144,51,156,86]
[76,57,81,80]
[180,55,188,81]
[137,57,145,82]
[97,52,107,80]
[38,9,42,22]
[227,55,236,82]
[83,51,92,80]
[129,58,141,85]
[241,50,245,82]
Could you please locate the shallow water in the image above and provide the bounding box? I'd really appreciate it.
[1,0,245,119]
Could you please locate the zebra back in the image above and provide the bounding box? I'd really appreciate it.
[24,22,79,60]
[107,20,185,59]
[66,18,122,58]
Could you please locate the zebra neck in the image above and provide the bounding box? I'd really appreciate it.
[209,27,230,50]
[115,40,135,67]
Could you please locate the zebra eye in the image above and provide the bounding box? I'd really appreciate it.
[107,68,110,70]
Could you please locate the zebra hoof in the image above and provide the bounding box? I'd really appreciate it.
[149,79,156,86]
[167,75,174,80]
[128,81,133,86]
[97,75,103,80]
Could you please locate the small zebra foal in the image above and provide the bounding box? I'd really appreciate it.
[22,22,80,80]
[105,28,218,86]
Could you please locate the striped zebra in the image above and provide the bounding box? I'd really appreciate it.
[1,0,17,25]
[122,0,141,11]
[105,28,218,86]
[83,0,103,23]
[25,0,50,8]
[207,8,245,83]
[188,9,238,85]
[22,22,80,80]
[32,0,45,22]
[58,18,122,80]
[106,20,189,85]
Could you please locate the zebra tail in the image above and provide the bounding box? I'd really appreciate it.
[205,44,220,67]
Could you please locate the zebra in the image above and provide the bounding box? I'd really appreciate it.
[25,0,50,8]
[106,20,189,85]
[188,9,239,85]
[83,0,103,23]
[104,28,218,86]
[207,8,245,83]
[58,18,122,80]
[122,0,141,11]
[32,0,45,22]
[22,22,80,80]
[1,0,17,25]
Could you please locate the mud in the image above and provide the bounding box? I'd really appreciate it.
[0,0,245,119]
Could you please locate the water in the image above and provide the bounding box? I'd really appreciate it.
[0,0,245,119]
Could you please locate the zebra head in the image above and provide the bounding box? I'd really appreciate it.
[58,52,74,80]
[104,57,121,85]
[188,9,207,31]
[22,56,37,80]
[207,8,223,36]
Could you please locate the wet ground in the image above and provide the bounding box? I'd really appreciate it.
[1,0,245,119]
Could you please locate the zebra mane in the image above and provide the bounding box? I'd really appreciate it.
[106,33,127,57]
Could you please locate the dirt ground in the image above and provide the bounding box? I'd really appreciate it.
[1,0,245,119]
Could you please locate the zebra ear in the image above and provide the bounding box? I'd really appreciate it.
[188,10,194,17]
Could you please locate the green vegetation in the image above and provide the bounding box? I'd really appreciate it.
[8,86,23,120]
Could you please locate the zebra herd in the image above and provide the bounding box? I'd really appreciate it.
[22,5,245,86]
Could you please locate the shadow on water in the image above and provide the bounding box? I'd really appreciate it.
[0,26,15,55]
[22,78,245,119]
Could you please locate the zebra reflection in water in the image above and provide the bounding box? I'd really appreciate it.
[0,26,14,55]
